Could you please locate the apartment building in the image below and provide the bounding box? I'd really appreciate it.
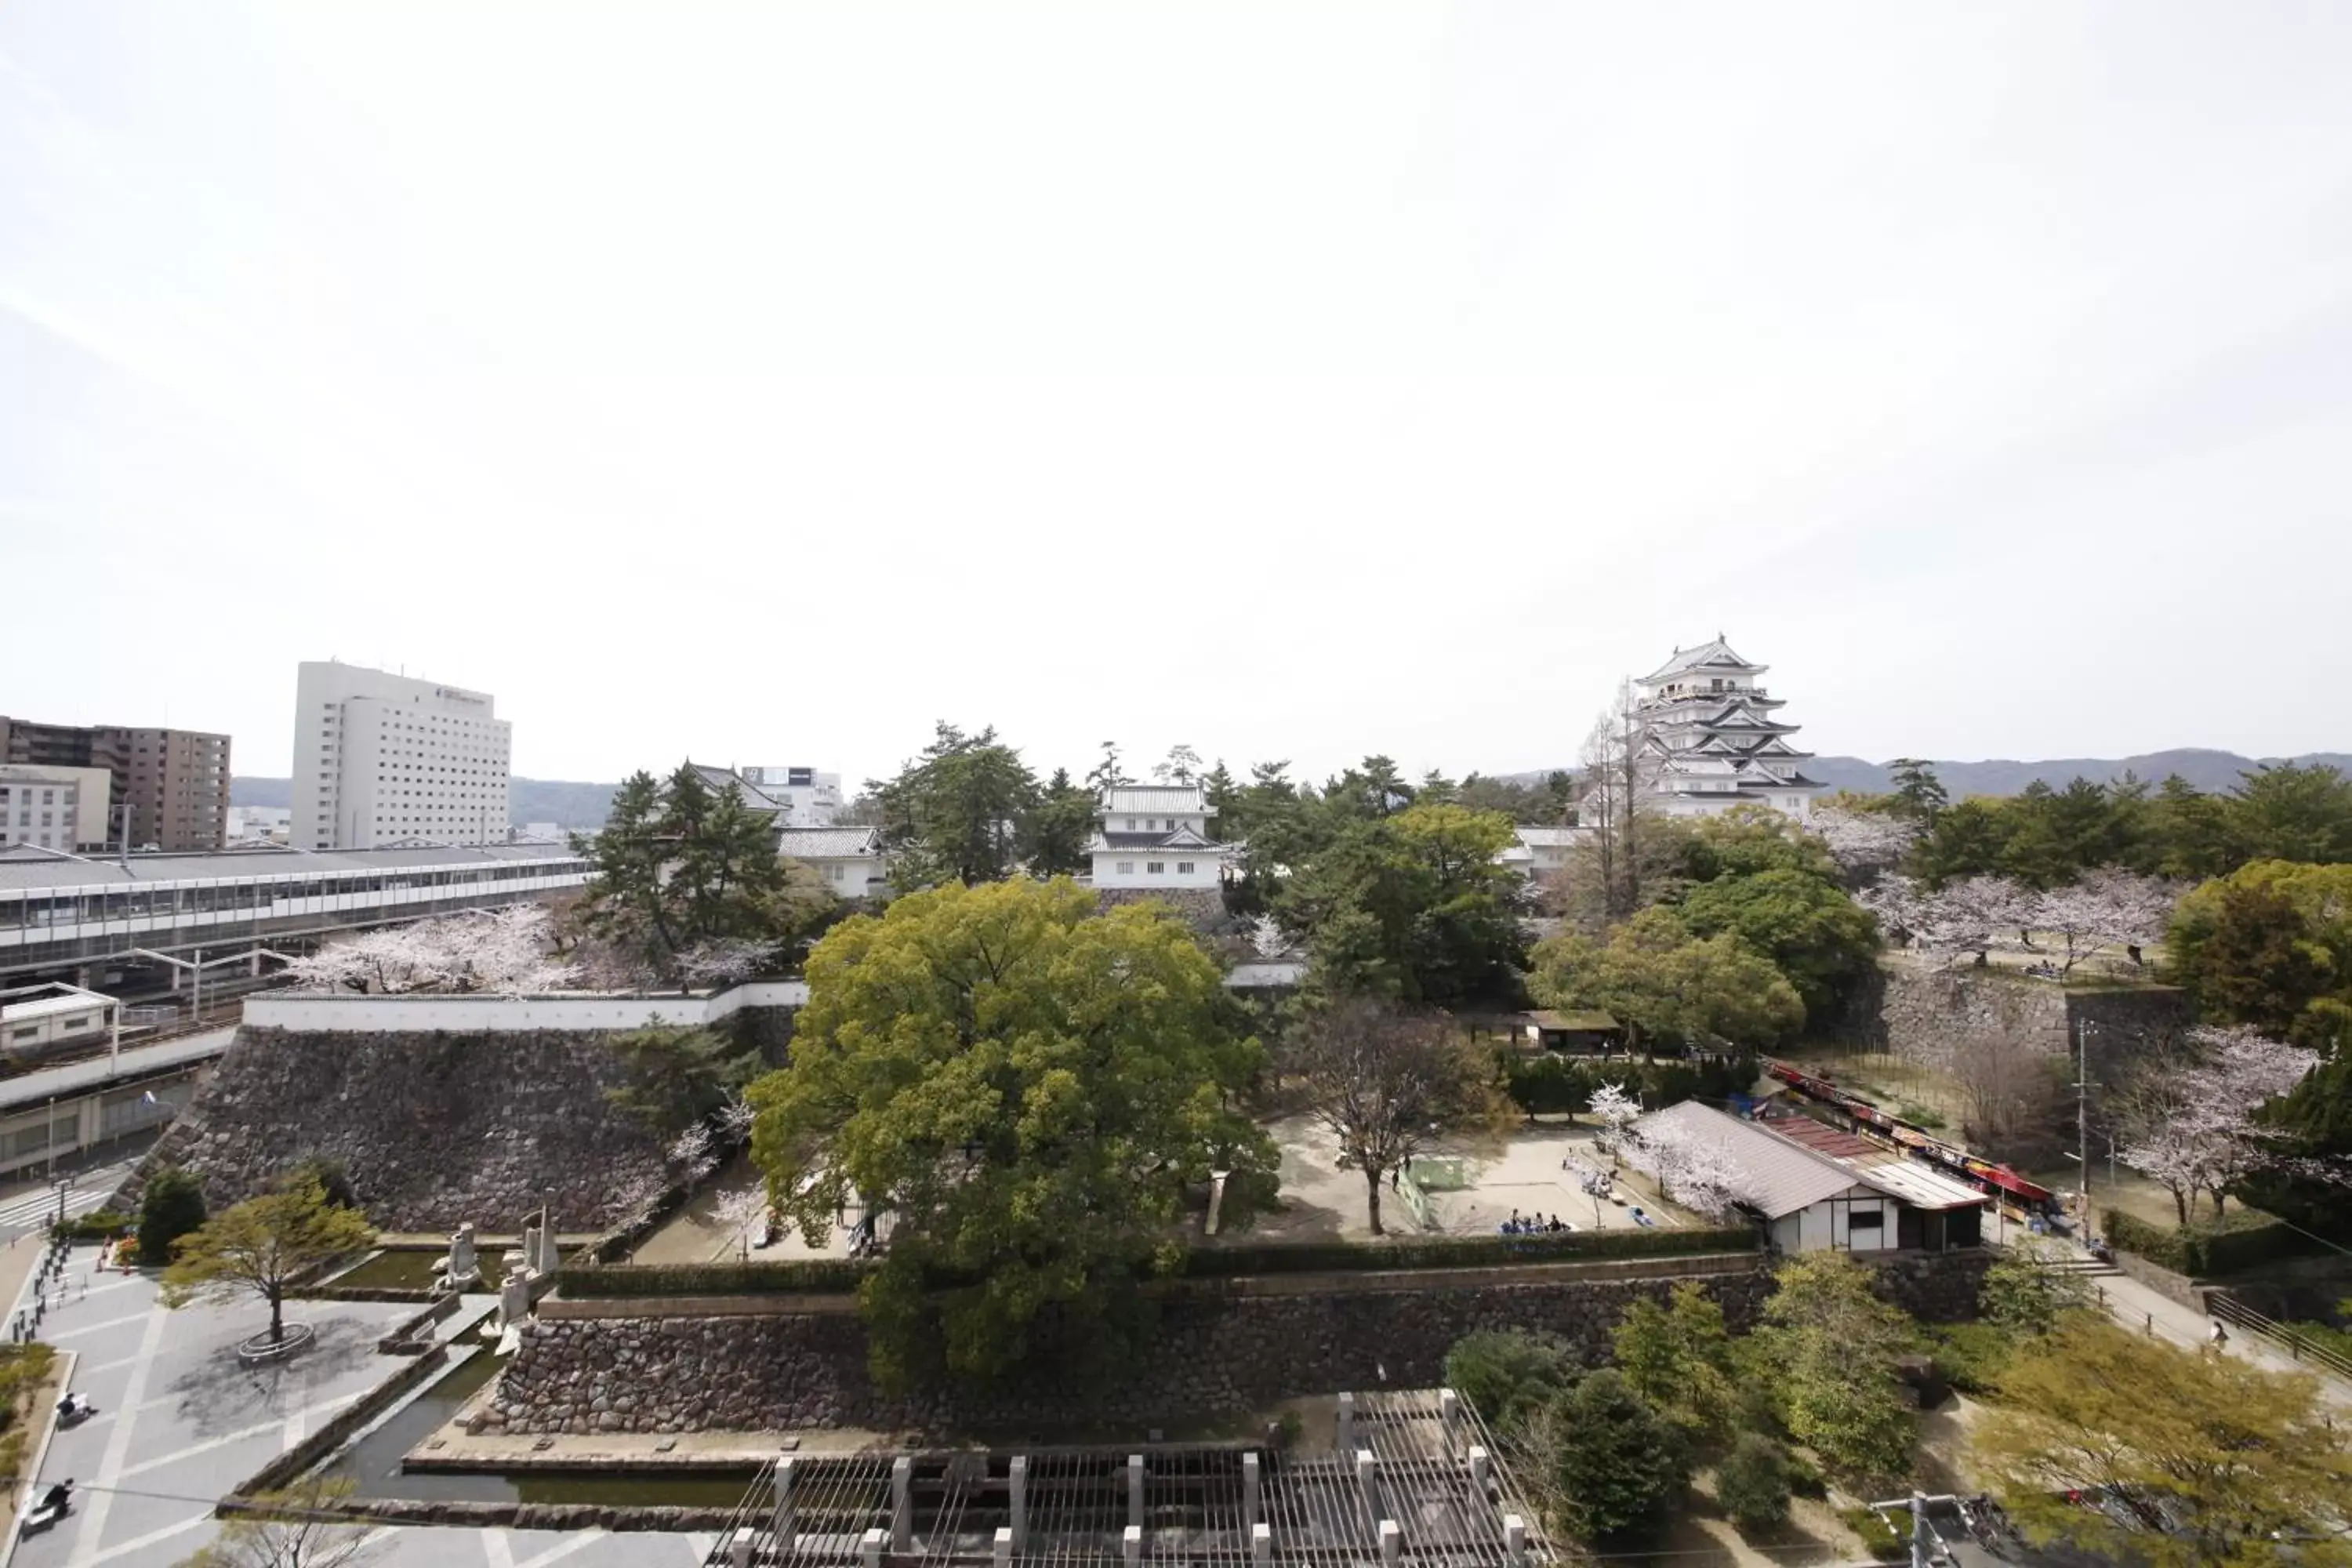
[290,662,511,849]
[0,717,230,850]
[0,765,112,851]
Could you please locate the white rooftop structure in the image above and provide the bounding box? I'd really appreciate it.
[1628,637,1827,819]
[1635,1100,1985,1253]
[1087,785,1231,891]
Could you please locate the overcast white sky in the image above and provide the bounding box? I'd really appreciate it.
[5,3,2349,789]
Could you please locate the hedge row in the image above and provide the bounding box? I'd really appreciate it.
[50,1210,132,1243]
[1500,1051,1758,1117]
[2103,1207,2318,1277]
[556,1225,1761,1299]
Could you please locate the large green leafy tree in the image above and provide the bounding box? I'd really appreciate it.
[1541,1369,1689,1541]
[570,764,825,981]
[1749,1252,1918,1487]
[1610,1281,1737,1450]
[1529,908,1803,1054]
[747,879,1278,1388]
[1973,1316,2352,1568]
[867,722,1041,888]
[1675,868,1878,1025]
[1886,759,1948,820]
[2229,761,2352,865]
[1276,803,1526,1007]
[1023,768,1097,877]
[2169,862,2352,1051]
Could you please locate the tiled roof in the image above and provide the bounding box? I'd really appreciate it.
[1101,786,1207,815]
[1642,636,1759,681]
[1091,826,1222,851]
[777,826,882,859]
[1634,1102,1866,1219]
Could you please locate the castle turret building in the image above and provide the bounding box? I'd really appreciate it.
[1632,636,1826,818]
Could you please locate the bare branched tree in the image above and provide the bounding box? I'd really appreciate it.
[1288,997,1504,1236]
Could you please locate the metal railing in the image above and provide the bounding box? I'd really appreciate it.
[2209,1291,2352,1381]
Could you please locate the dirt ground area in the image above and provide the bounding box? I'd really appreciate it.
[630,1154,852,1266]
[1225,1115,1702,1243]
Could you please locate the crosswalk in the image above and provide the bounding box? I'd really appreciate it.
[0,1159,138,1240]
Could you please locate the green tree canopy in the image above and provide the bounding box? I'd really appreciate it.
[1973,1315,2352,1568]
[2169,861,2352,1052]
[162,1178,376,1346]
[1886,759,1948,820]
[746,879,1277,1388]
[1443,1328,1582,1437]
[138,1167,207,1268]
[1541,1368,1689,1542]
[866,722,1041,888]
[1675,867,1879,1025]
[2230,761,2352,865]
[1610,1280,1738,1450]
[1276,803,1527,1007]
[569,764,828,982]
[1749,1252,1918,1486]
[1530,908,1803,1054]
[1022,767,1097,879]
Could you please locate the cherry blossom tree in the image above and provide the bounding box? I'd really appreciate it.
[1588,1082,1642,1152]
[673,937,782,990]
[286,905,575,994]
[1860,874,2029,969]
[2023,869,2182,978]
[1806,808,1919,883]
[2118,1025,2318,1223]
[1247,914,1291,960]
[1624,1117,1758,1221]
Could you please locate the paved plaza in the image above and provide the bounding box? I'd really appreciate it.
[5,1248,714,1568]
[1237,1116,1697,1243]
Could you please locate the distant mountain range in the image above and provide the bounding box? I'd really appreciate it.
[233,776,619,829]
[1808,750,2352,797]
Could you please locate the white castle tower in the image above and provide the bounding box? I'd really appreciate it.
[1631,636,1826,818]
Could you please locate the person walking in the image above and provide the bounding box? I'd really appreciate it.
[2209,1319,2230,1352]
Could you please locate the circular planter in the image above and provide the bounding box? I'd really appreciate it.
[237,1322,318,1363]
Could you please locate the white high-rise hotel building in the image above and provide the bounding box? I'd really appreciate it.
[291,662,511,849]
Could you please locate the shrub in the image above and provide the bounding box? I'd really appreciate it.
[139,1169,208,1267]
[2103,1207,2317,1276]
[1715,1432,1793,1533]
[1444,1329,1581,1434]
[1838,1506,1907,1561]
[1544,1369,1689,1541]
[1781,1449,1825,1497]
[1926,1322,2016,1394]
[51,1209,132,1243]
[280,1158,358,1212]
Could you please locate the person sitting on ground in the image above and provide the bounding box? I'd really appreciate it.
[1547,1215,1565,1232]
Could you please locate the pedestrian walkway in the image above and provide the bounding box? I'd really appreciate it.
[2,1247,710,1567]
[2073,1245,2352,1405]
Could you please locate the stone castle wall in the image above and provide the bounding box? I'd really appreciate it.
[1853,963,2193,1159]
[483,1249,1988,1437]
[143,1025,674,1232]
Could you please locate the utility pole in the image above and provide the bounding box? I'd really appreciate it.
[2074,1016,2092,1243]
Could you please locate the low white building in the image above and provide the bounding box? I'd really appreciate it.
[779,825,889,899]
[1087,786,1231,891]
[1633,1101,1986,1253]
[1497,825,1587,879]
[224,805,292,845]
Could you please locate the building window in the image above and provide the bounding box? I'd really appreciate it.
[1177,862,1195,874]
[1147,862,1165,875]
[1116,861,1134,876]
[1124,818,1136,830]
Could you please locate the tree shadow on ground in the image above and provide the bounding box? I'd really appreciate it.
[161,1313,384,1436]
